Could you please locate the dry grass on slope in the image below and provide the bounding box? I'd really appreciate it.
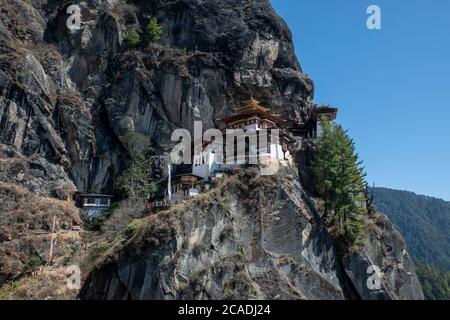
[0,182,80,237]
[0,267,79,300]
[0,182,82,284]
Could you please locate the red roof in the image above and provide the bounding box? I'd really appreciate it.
[218,110,282,125]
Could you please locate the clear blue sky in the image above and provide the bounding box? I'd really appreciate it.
[271,0,450,201]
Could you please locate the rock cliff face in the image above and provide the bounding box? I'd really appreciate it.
[79,167,423,300]
[0,0,312,195]
[0,0,423,300]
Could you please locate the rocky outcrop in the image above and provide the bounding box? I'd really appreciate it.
[0,0,313,195]
[0,0,423,300]
[79,167,423,300]
[342,212,424,300]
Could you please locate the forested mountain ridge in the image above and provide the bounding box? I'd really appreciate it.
[372,187,450,271]
[415,264,450,300]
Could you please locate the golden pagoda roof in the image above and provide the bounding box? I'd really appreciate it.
[218,97,282,125]
[234,97,270,113]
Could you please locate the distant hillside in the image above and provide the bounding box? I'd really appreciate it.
[415,264,450,300]
[372,187,450,271]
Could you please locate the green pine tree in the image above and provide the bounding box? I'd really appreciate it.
[116,157,156,199]
[116,132,156,199]
[145,17,162,43]
[312,117,368,245]
[416,264,450,300]
[126,27,139,47]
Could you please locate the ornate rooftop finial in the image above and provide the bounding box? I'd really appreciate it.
[235,96,268,113]
[242,96,260,107]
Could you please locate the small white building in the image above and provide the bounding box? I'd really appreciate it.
[74,192,113,218]
[311,106,338,138]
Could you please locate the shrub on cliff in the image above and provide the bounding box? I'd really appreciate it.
[145,17,162,44]
[126,27,139,47]
[126,219,143,237]
[116,132,157,199]
[312,118,368,245]
[116,157,156,199]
